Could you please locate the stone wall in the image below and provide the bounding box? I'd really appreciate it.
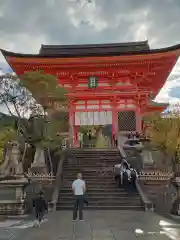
[151,150,173,172]
[139,178,176,215]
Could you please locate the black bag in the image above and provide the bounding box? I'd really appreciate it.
[131,170,137,180]
[84,199,88,206]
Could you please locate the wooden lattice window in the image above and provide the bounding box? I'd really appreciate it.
[118,111,136,131]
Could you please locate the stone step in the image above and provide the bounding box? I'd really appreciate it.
[64,187,121,191]
[69,150,119,153]
[63,174,115,178]
[63,178,115,181]
[57,149,143,211]
[64,162,117,165]
[64,161,119,165]
[64,165,117,169]
[63,168,116,171]
[63,181,117,186]
[62,179,115,184]
[63,176,115,179]
[62,186,122,191]
[62,186,119,189]
[63,165,116,169]
[56,205,144,210]
[63,171,114,174]
[60,188,135,193]
[63,172,114,176]
[69,154,120,156]
[67,154,120,157]
[63,180,116,184]
[63,171,115,174]
[68,156,120,159]
[64,158,120,162]
[57,200,141,206]
[66,156,120,159]
[63,175,115,179]
[63,169,116,172]
[63,172,115,176]
[65,160,119,164]
[63,176,115,180]
[58,192,139,197]
[69,152,119,154]
[63,180,115,183]
[69,151,120,154]
[65,163,120,166]
[68,157,120,160]
[58,196,140,201]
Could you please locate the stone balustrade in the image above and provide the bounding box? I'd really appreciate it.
[27,172,55,183]
[139,171,173,181]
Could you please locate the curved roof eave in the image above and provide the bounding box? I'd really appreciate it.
[1,43,180,59]
[39,40,149,50]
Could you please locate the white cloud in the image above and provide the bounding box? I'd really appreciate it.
[0,33,48,64]
[0,69,4,76]
[155,59,180,103]
[67,1,108,31]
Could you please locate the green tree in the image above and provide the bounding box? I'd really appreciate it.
[0,126,16,163]
[21,71,67,107]
[146,111,180,214]
[0,71,68,173]
[145,112,180,169]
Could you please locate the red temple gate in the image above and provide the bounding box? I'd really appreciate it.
[1,40,180,147]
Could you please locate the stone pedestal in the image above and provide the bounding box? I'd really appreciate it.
[0,176,29,215]
[141,149,154,167]
[31,148,48,174]
[171,177,180,215]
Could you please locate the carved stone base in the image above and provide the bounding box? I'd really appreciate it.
[29,166,47,174]
[0,176,28,215]
[0,200,26,215]
[171,177,180,215]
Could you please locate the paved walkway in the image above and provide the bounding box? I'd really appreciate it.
[0,210,180,239]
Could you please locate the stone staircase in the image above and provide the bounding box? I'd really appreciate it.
[56,149,143,210]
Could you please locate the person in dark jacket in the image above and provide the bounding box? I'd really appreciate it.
[88,130,92,140]
[33,191,48,227]
[130,166,138,190]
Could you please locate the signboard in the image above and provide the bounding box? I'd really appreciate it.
[75,111,112,126]
[88,76,98,88]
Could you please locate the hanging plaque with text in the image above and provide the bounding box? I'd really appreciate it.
[88,76,98,88]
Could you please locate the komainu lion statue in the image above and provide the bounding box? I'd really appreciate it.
[0,141,23,176]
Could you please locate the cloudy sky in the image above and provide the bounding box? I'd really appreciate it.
[0,0,180,105]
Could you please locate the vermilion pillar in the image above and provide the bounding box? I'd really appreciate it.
[74,125,79,147]
[69,104,74,147]
[136,107,142,133]
[112,103,118,139]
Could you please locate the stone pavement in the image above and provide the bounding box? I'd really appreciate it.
[0,210,180,239]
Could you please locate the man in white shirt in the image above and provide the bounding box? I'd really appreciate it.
[72,173,86,221]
